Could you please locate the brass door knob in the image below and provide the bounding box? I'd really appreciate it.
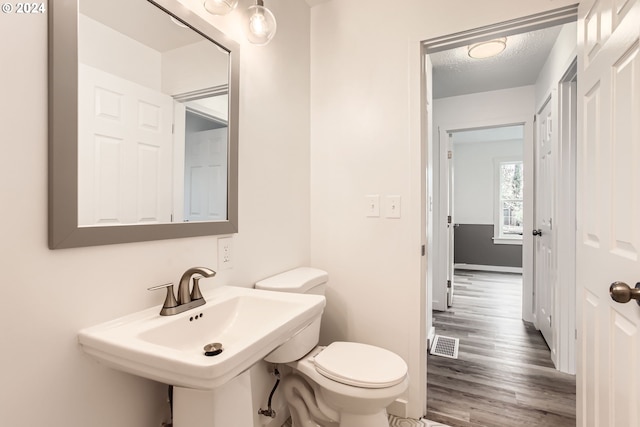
[609,282,640,306]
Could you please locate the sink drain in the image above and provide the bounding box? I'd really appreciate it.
[204,343,223,357]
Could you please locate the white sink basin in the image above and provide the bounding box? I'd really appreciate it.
[78,286,325,390]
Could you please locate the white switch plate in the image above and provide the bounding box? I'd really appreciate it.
[365,195,380,217]
[218,237,233,270]
[385,195,401,218]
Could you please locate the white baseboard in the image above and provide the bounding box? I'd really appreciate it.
[454,263,522,274]
[387,398,409,418]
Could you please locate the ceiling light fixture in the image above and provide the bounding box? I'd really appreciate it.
[468,37,507,59]
[203,0,238,16]
[246,0,277,46]
[170,16,189,28]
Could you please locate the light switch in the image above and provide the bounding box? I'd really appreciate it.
[365,195,380,217]
[385,195,401,218]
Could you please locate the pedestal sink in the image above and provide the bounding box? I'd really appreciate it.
[78,285,325,426]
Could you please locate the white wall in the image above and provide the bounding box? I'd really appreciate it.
[0,0,310,425]
[454,139,523,224]
[308,0,579,413]
[162,39,229,96]
[79,14,162,91]
[535,22,578,110]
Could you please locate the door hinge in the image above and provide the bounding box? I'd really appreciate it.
[172,123,175,134]
[421,244,426,256]
[549,315,552,327]
[447,280,452,288]
[575,329,578,340]
[447,150,452,159]
[447,215,452,224]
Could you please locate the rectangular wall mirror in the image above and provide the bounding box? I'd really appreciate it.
[49,0,240,249]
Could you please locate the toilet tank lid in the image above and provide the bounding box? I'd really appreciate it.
[255,267,328,293]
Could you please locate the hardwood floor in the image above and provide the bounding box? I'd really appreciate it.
[426,270,576,427]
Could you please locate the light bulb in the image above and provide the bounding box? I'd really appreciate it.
[249,13,268,36]
[246,4,276,45]
[203,0,238,16]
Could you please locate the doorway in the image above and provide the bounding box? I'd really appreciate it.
[423,5,579,421]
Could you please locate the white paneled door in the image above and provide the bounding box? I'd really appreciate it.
[534,95,556,363]
[576,0,640,425]
[78,64,173,226]
[184,128,228,222]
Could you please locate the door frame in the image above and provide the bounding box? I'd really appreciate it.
[422,10,580,410]
[554,59,578,374]
[416,5,580,415]
[436,117,534,323]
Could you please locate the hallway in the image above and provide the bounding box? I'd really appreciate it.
[426,271,576,426]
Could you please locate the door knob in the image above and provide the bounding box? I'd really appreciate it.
[609,282,640,306]
[532,229,542,236]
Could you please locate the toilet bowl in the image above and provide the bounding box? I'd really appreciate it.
[255,268,408,427]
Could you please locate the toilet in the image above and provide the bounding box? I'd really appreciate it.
[255,267,408,427]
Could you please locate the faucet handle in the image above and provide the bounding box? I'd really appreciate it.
[148,283,178,315]
[191,276,204,301]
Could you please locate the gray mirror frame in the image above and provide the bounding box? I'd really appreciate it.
[48,0,240,249]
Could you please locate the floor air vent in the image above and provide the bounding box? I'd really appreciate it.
[430,335,459,359]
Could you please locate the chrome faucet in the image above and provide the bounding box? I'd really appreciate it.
[148,267,216,316]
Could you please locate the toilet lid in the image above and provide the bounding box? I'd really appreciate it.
[312,342,407,389]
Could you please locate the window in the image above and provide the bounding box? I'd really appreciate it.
[495,159,523,244]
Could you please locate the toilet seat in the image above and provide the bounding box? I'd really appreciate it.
[312,342,407,389]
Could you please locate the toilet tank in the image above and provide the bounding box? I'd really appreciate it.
[255,267,328,295]
[255,267,328,363]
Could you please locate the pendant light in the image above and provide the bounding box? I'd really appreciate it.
[246,0,277,46]
[203,0,239,16]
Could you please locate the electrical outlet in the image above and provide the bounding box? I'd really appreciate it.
[218,237,233,270]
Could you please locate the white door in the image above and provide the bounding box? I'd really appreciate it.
[534,96,556,362]
[576,0,640,425]
[184,128,228,222]
[78,64,173,226]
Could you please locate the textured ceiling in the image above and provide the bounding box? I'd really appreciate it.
[431,25,564,99]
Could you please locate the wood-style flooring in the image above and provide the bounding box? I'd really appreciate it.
[426,270,576,427]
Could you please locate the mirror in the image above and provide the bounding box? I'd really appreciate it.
[49,0,239,249]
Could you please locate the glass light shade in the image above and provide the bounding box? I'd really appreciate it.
[468,37,507,59]
[246,5,277,45]
[203,0,239,15]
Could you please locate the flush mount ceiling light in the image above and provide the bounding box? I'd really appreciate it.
[246,0,277,46]
[203,0,239,15]
[468,37,507,59]
[170,16,189,28]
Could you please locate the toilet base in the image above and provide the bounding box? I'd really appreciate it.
[338,411,390,427]
[283,373,393,427]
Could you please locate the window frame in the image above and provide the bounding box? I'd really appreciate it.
[493,157,524,245]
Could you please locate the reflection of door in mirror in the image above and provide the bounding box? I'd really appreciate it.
[77,0,230,227]
[78,64,174,227]
[183,111,228,222]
